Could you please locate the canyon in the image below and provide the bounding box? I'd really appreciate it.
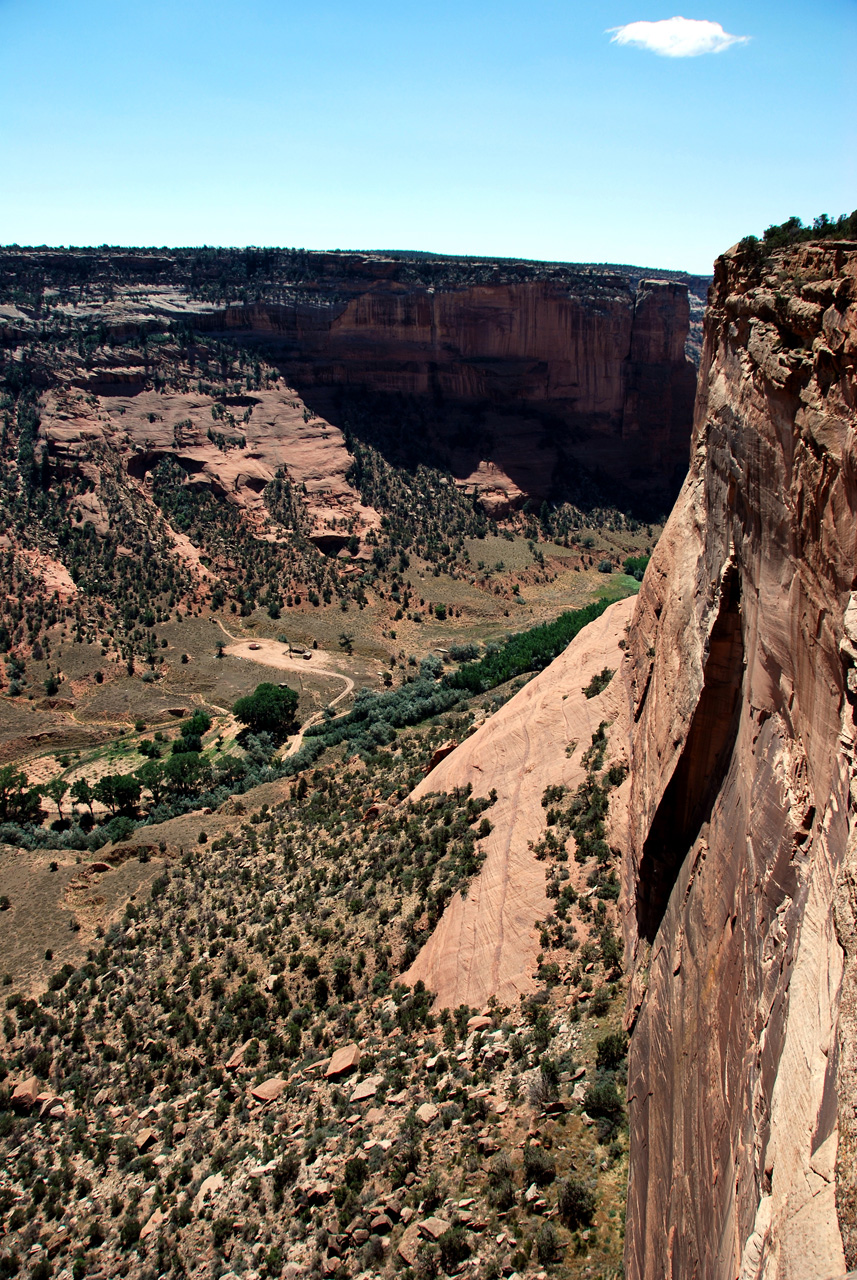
[1,248,703,518]
[2,231,854,1280]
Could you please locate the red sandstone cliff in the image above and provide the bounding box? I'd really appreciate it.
[622,239,857,1279]
[401,235,857,1276]
[212,273,698,514]
[0,249,700,515]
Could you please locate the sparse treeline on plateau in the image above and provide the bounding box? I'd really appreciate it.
[739,209,857,258]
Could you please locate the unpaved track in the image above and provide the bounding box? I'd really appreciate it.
[215,623,354,757]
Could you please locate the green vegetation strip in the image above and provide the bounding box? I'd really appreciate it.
[0,597,618,850]
[444,597,613,694]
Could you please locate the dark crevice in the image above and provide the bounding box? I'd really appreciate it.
[636,565,744,943]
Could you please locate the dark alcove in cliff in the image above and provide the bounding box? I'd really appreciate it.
[636,566,744,942]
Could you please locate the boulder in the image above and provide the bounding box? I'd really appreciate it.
[416,1102,439,1126]
[11,1076,40,1110]
[349,1075,382,1104]
[467,1015,493,1034]
[325,1043,361,1078]
[194,1172,225,1210]
[424,740,458,775]
[140,1208,166,1241]
[38,1095,65,1120]
[302,1058,331,1077]
[250,1077,286,1103]
[418,1216,451,1240]
[397,1223,422,1266]
[135,1128,157,1153]
[225,1039,253,1070]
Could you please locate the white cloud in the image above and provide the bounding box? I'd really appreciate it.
[608,16,750,57]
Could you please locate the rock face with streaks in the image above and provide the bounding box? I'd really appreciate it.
[0,248,702,515]
[277,273,698,515]
[404,595,634,1009]
[622,238,857,1279]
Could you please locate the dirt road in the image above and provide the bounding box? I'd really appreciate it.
[215,624,354,756]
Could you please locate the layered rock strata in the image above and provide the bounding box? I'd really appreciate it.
[622,239,857,1279]
[267,274,698,514]
[0,249,701,513]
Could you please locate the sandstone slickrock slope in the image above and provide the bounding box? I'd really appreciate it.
[404,595,634,1010]
[622,239,857,1279]
[37,377,378,552]
[0,248,701,514]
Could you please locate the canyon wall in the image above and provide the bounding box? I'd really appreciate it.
[0,249,702,514]
[212,271,698,514]
[622,239,857,1279]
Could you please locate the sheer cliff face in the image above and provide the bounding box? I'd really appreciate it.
[623,240,857,1279]
[225,275,697,514]
[0,249,698,514]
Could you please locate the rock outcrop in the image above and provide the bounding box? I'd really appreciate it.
[404,596,634,1009]
[622,239,857,1279]
[37,378,378,550]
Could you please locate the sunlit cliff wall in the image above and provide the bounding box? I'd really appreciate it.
[622,238,857,1279]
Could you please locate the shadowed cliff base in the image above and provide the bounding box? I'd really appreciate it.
[635,563,743,943]
[294,383,685,523]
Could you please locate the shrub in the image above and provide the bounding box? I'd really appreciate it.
[582,1078,625,1141]
[557,1176,596,1227]
[438,1226,470,1272]
[535,1221,560,1264]
[597,559,613,573]
[596,1031,628,1071]
[582,667,614,699]
[523,1143,555,1186]
[343,1156,367,1191]
[212,1218,234,1250]
[272,1151,299,1190]
[119,1213,141,1248]
[589,985,610,1017]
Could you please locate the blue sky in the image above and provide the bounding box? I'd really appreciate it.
[1,0,854,272]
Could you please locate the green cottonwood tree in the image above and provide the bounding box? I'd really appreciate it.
[232,683,298,736]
